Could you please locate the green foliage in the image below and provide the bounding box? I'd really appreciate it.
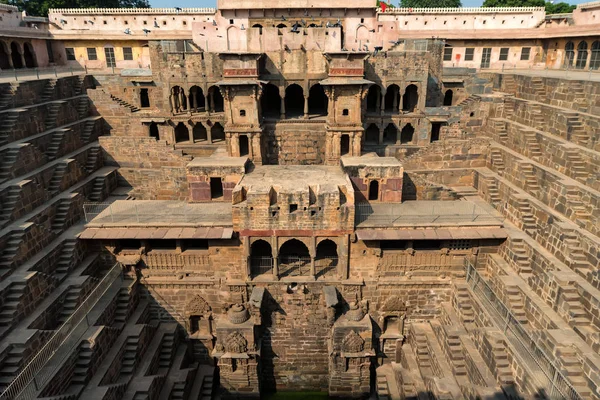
[399,0,462,7]
[545,2,576,14]
[377,1,395,8]
[0,0,149,17]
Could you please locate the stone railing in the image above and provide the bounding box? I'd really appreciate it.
[49,7,216,14]
[0,4,19,12]
[577,0,600,10]
[379,7,544,13]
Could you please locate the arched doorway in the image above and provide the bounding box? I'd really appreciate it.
[0,43,10,69]
[261,83,281,118]
[285,84,304,117]
[443,89,453,106]
[279,239,310,277]
[383,123,397,144]
[385,84,400,113]
[171,86,187,113]
[368,180,379,201]
[576,41,588,69]
[193,123,207,142]
[211,122,225,142]
[308,84,328,116]
[189,86,205,111]
[209,86,224,112]
[400,124,414,144]
[403,85,418,112]
[366,85,381,113]
[591,41,600,70]
[365,124,379,145]
[227,26,241,51]
[564,41,575,68]
[23,43,36,68]
[174,122,189,143]
[250,240,273,276]
[149,122,159,139]
[239,135,249,156]
[315,239,338,278]
[252,24,263,35]
[11,42,23,69]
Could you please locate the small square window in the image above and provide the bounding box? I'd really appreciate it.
[520,47,531,61]
[360,18,364,23]
[103,20,107,25]
[123,47,133,61]
[65,48,76,61]
[342,109,349,116]
[124,20,128,25]
[499,47,509,61]
[230,19,234,24]
[87,48,97,60]
[289,204,298,213]
[183,20,187,26]
[240,110,246,116]
[443,46,453,61]
[163,21,166,25]
[143,20,147,25]
[465,48,474,61]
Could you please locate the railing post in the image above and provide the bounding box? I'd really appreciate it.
[14,69,18,81]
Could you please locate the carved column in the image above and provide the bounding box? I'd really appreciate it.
[188,121,195,143]
[272,236,279,279]
[244,237,251,277]
[380,90,385,116]
[190,86,198,110]
[378,125,383,145]
[205,94,210,114]
[206,123,212,143]
[303,95,309,119]
[310,236,316,277]
[280,90,286,119]
[392,89,398,112]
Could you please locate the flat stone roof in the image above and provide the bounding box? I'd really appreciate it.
[341,155,402,167]
[356,199,504,228]
[85,200,233,228]
[237,165,350,192]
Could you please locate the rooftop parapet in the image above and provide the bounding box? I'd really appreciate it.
[217,0,375,10]
[48,7,216,15]
[0,4,18,12]
[577,0,600,10]
[377,6,545,13]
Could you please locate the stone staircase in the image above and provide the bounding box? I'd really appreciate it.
[565,188,591,224]
[73,76,85,96]
[504,286,528,324]
[45,103,61,131]
[487,336,514,385]
[503,97,515,119]
[529,77,546,102]
[170,381,186,399]
[119,335,141,379]
[48,162,68,194]
[562,232,593,279]
[88,177,105,202]
[489,148,505,174]
[559,286,592,328]
[376,374,391,400]
[51,199,72,232]
[490,119,508,143]
[45,130,66,160]
[0,83,18,110]
[0,345,26,392]
[85,147,100,173]
[0,112,20,146]
[109,94,140,113]
[80,120,96,144]
[113,288,131,330]
[566,114,590,146]
[520,164,540,195]
[71,341,93,386]
[40,80,57,103]
[0,148,20,183]
[0,282,26,333]
[522,131,542,159]
[484,178,502,207]
[501,75,516,95]
[76,97,89,119]
[157,332,175,374]
[57,285,81,325]
[457,94,480,107]
[0,231,25,275]
[0,185,21,227]
[54,240,77,279]
[563,147,589,182]
[509,239,533,275]
[453,285,475,325]
[516,197,536,234]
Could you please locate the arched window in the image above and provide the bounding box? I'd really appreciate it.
[308,84,328,116]
[276,23,287,28]
[193,123,207,142]
[443,89,453,106]
[403,84,418,112]
[279,239,310,277]
[208,86,224,113]
[239,135,249,156]
[11,42,23,69]
[591,41,600,70]
[315,239,338,278]
[366,85,381,113]
[189,86,205,111]
[576,41,588,69]
[23,43,36,68]
[0,43,10,69]
[400,124,414,144]
[368,180,379,201]
[250,240,273,276]
[564,41,575,68]
[211,122,225,142]
[383,123,397,144]
[284,84,304,118]
[365,124,379,144]
[261,83,281,118]
[174,122,189,143]
[252,24,263,35]
[171,85,187,113]
[385,84,400,114]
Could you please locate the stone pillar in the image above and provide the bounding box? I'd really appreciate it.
[205,95,210,114]
[20,53,26,69]
[303,95,309,119]
[252,133,262,165]
[244,237,251,277]
[169,89,175,114]
[399,89,405,114]
[178,89,185,112]
[378,126,383,145]
[280,96,286,119]
[188,122,195,143]
[380,91,385,116]
[353,132,362,156]
[272,236,279,279]
[207,123,212,143]
[190,87,198,110]
[392,90,398,112]
[5,47,14,68]
[375,90,380,111]
[310,236,316,278]
[209,91,215,112]
[339,235,350,279]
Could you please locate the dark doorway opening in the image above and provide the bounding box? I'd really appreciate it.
[11,42,23,69]
[341,134,350,156]
[383,123,398,144]
[366,85,381,113]
[174,122,189,143]
[308,84,328,115]
[385,84,400,113]
[315,239,338,278]
[284,84,304,117]
[400,124,414,144]
[261,83,281,118]
[239,135,249,156]
[210,177,223,199]
[0,44,10,69]
[250,239,273,276]
[140,88,150,108]
[209,86,224,112]
[368,180,379,201]
[211,122,225,142]
[403,84,418,112]
[365,124,379,145]
[443,89,453,106]
[193,123,207,142]
[279,239,311,277]
[23,43,36,68]
[149,122,159,139]
[431,123,442,142]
